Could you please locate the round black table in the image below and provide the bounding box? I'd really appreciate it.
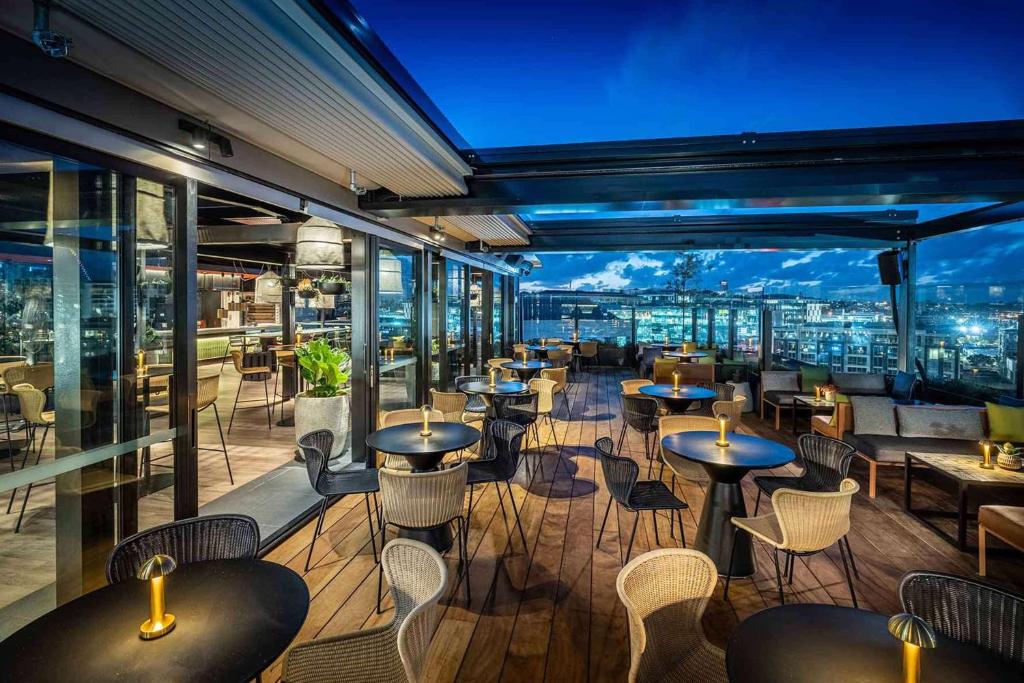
[638,383,716,413]
[501,360,552,381]
[0,559,308,683]
[727,604,1018,683]
[662,350,709,362]
[661,431,794,577]
[459,380,530,404]
[525,344,562,358]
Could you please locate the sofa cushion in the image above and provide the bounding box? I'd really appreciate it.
[764,390,797,406]
[800,365,830,392]
[834,372,886,395]
[851,396,897,436]
[762,371,799,392]
[842,433,979,463]
[897,405,984,441]
[828,393,850,427]
[985,402,1024,442]
[979,505,1024,549]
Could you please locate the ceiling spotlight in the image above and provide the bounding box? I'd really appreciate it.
[212,133,233,158]
[178,119,208,151]
[429,217,446,242]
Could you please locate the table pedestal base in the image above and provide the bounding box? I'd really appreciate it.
[397,525,453,553]
[696,477,755,577]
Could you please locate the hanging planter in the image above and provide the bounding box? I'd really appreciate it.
[315,275,348,295]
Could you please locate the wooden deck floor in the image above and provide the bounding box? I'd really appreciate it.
[263,369,1024,683]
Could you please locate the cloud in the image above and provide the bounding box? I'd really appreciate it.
[781,251,826,269]
[571,252,667,290]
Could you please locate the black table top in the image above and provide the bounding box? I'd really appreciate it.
[661,430,794,469]
[639,384,717,401]
[525,344,562,351]
[727,604,1018,683]
[0,559,308,683]
[459,380,529,396]
[366,421,480,456]
[662,351,709,359]
[501,361,552,370]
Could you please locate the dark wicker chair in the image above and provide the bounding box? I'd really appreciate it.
[694,382,735,415]
[455,375,490,416]
[492,391,541,469]
[298,430,381,571]
[616,393,660,471]
[467,420,528,551]
[106,514,259,584]
[899,570,1024,670]
[595,437,688,563]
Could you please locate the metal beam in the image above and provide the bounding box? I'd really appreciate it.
[911,201,1024,239]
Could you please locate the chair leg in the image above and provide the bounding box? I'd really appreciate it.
[978,526,987,576]
[305,497,329,572]
[625,512,640,563]
[843,536,859,579]
[651,510,660,546]
[772,548,785,604]
[597,497,613,548]
[616,422,627,453]
[466,485,475,532]
[263,379,272,430]
[753,489,762,515]
[505,481,528,551]
[838,538,858,608]
[212,404,233,485]
[228,377,244,434]
[867,461,877,498]
[376,522,388,613]
[460,518,471,605]
[364,493,378,565]
[677,510,686,548]
[787,553,795,585]
[724,526,740,601]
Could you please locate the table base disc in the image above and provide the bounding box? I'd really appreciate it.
[398,526,454,553]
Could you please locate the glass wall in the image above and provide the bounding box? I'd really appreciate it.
[492,274,503,356]
[377,246,420,411]
[446,260,466,388]
[430,258,441,389]
[468,267,484,373]
[0,140,177,636]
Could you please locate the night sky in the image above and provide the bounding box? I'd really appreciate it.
[353,0,1024,300]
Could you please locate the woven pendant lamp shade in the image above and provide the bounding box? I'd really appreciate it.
[296,217,345,269]
[379,249,403,294]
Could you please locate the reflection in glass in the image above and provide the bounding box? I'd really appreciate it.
[492,274,503,356]
[378,248,419,411]
[446,261,466,388]
[468,268,484,373]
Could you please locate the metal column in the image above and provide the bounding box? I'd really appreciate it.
[897,241,917,373]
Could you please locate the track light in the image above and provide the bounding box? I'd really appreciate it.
[178,119,234,157]
[429,217,446,242]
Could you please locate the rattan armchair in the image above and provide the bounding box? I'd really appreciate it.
[754,434,856,513]
[228,349,273,432]
[8,384,56,532]
[378,464,470,611]
[492,391,541,471]
[620,378,653,396]
[529,377,561,452]
[577,340,599,372]
[595,437,688,563]
[282,539,448,683]
[467,420,528,551]
[540,366,571,419]
[298,430,380,571]
[724,479,860,607]
[455,375,489,421]
[106,514,259,584]
[487,358,516,382]
[710,396,745,426]
[617,393,660,467]
[378,408,445,470]
[899,570,1024,670]
[616,549,727,683]
[657,415,721,486]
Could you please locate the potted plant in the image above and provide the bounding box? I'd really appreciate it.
[293,339,351,458]
[315,274,348,295]
[296,279,319,299]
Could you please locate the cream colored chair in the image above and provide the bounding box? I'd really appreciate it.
[621,378,653,395]
[512,343,530,359]
[378,408,445,470]
[724,479,860,608]
[377,464,469,612]
[540,366,571,418]
[429,389,479,461]
[283,539,448,683]
[616,549,727,683]
[146,373,232,484]
[529,378,560,452]
[577,341,599,372]
[682,342,698,353]
[658,415,722,485]
[711,396,745,427]
[487,357,515,382]
[10,384,56,533]
[228,350,273,432]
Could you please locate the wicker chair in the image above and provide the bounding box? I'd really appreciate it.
[228,349,273,432]
[455,375,489,421]
[529,378,561,453]
[899,570,1024,670]
[693,382,734,416]
[282,539,448,683]
[710,396,745,427]
[616,549,727,683]
[378,408,445,470]
[105,514,259,584]
[657,415,721,486]
[724,479,860,607]
[617,394,661,468]
[595,437,688,563]
[492,389,540,461]
[546,347,571,368]
[540,366,571,419]
[466,420,528,551]
[639,346,662,379]
[754,434,856,514]
[652,358,678,385]
[8,384,56,532]
[621,378,653,396]
[428,389,468,423]
[577,340,599,372]
[298,430,380,571]
[377,464,470,611]
[487,358,516,382]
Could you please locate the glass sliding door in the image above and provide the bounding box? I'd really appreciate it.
[0,139,178,636]
[377,245,420,412]
[446,260,467,388]
[430,257,441,390]
[492,274,504,356]
[468,267,484,373]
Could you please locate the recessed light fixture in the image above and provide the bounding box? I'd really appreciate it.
[178,119,233,157]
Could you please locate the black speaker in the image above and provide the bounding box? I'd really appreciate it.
[877,250,903,285]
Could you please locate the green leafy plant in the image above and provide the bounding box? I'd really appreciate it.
[295,339,351,397]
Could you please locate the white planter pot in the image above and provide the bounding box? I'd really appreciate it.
[294,392,350,458]
[728,381,754,413]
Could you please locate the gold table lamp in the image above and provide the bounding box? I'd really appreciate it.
[138,554,177,640]
[420,404,433,437]
[888,613,936,683]
[716,413,732,447]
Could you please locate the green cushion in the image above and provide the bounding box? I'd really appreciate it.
[985,402,1024,442]
[800,365,830,391]
[829,393,850,427]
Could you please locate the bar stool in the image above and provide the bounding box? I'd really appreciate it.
[228,350,273,433]
[9,384,55,533]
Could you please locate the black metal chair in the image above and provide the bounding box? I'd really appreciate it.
[616,393,660,473]
[105,514,259,584]
[466,420,528,551]
[298,430,381,571]
[455,375,489,418]
[694,381,735,415]
[595,436,688,563]
[228,350,274,432]
[899,570,1024,671]
[492,391,542,470]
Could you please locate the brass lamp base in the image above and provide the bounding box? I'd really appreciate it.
[979,462,995,469]
[420,430,432,437]
[140,613,175,640]
[715,440,731,447]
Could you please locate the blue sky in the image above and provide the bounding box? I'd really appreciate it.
[355,0,1024,148]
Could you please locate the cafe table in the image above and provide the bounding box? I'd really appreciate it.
[727,604,1018,683]
[524,344,562,359]
[638,383,716,414]
[0,559,308,683]
[501,359,551,381]
[662,350,708,362]
[661,431,794,576]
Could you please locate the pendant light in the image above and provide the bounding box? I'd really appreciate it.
[378,249,403,294]
[296,217,345,269]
